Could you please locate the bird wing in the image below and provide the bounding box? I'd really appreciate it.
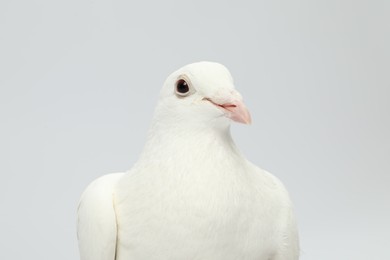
[77,173,124,260]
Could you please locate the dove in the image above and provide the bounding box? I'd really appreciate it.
[77,61,299,260]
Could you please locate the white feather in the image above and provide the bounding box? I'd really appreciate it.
[77,173,124,260]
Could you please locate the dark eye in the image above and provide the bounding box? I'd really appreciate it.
[176,79,190,96]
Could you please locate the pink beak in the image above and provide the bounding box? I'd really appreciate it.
[204,98,252,124]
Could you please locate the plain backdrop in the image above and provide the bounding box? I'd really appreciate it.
[1,0,389,259]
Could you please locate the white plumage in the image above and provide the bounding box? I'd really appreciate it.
[77,62,299,260]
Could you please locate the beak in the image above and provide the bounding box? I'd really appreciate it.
[204,96,252,124]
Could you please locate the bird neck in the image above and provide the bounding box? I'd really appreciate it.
[138,119,242,166]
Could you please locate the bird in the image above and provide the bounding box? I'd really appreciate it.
[77,61,299,260]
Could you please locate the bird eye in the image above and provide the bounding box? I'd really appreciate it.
[175,79,190,96]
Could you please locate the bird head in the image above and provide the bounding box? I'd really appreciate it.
[155,62,251,130]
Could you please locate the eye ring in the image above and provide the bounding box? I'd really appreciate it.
[175,79,190,96]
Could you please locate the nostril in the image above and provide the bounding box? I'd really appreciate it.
[203,98,236,109]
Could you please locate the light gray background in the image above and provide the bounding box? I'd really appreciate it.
[1,0,389,259]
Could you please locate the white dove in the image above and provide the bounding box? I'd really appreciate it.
[77,61,299,260]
